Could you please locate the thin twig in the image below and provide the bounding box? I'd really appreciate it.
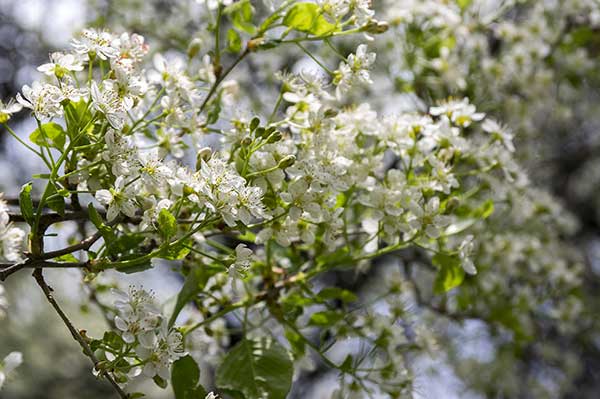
[8,210,90,225]
[33,269,129,399]
[0,260,88,281]
[198,48,250,114]
[41,231,103,260]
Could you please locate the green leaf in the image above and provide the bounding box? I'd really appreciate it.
[19,182,35,226]
[172,355,207,399]
[206,95,222,125]
[433,253,465,294]
[308,310,343,327]
[284,328,306,357]
[339,355,353,372]
[457,0,473,10]
[46,183,66,216]
[30,122,66,149]
[259,12,281,33]
[88,203,117,244]
[53,253,79,263]
[153,375,168,389]
[169,266,214,327]
[283,3,337,36]
[107,234,146,257]
[102,331,125,350]
[316,287,357,304]
[225,0,256,34]
[227,29,242,53]
[216,337,293,399]
[159,241,192,261]
[64,99,93,139]
[158,208,177,240]
[479,199,495,219]
[316,247,351,269]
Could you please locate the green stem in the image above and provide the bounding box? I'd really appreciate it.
[295,42,334,75]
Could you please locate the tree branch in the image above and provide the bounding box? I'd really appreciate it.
[33,269,129,399]
[8,210,90,225]
[0,260,89,281]
[41,231,103,260]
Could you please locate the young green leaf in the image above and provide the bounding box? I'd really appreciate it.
[171,355,207,399]
[29,122,66,149]
[216,337,293,399]
[433,253,465,294]
[225,0,256,34]
[88,203,117,244]
[283,3,336,36]
[153,375,168,389]
[19,182,35,226]
[169,266,217,328]
[158,208,177,240]
[308,310,343,327]
[316,287,358,304]
[227,29,242,53]
[158,241,192,261]
[45,183,65,216]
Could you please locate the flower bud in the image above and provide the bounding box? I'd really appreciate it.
[364,19,389,34]
[252,127,264,138]
[187,38,203,59]
[247,37,265,52]
[446,197,460,213]
[278,155,296,169]
[250,117,260,132]
[241,136,253,146]
[183,185,195,197]
[196,147,212,170]
[266,130,283,143]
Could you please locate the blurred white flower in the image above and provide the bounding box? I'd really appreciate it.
[0,100,22,123]
[0,352,23,390]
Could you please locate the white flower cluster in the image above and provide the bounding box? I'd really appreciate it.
[0,1,589,395]
[382,0,600,136]
[0,194,25,263]
[110,287,185,381]
[319,0,374,25]
[6,28,267,234]
[334,44,376,99]
[248,73,514,278]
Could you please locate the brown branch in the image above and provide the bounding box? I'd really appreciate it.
[41,231,103,260]
[8,210,90,225]
[0,260,89,281]
[33,269,129,399]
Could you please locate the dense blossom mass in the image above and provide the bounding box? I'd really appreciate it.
[0,0,595,398]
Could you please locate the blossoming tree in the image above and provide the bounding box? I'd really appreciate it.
[0,0,596,398]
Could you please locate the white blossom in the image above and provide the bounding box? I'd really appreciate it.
[334,44,376,99]
[16,82,64,120]
[90,81,128,129]
[458,235,477,275]
[0,100,22,123]
[430,98,485,127]
[95,176,138,222]
[37,52,84,77]
[71,28,118,60]
[0,194,25,263]
[0,352,22,390]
